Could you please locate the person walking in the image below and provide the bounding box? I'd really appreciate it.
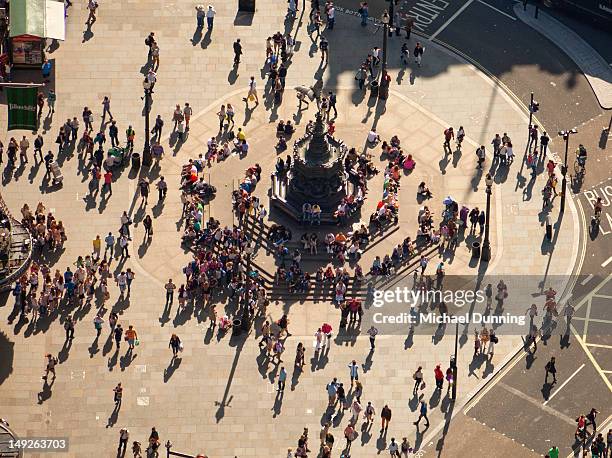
[412,366,423,395]
[48,89,56,114]
[233,38,243,64]
[93,313,104,337]
[367,325,378,350]
[119,235,130,258]
[157,176,168,200]
[114,324,123,350]
[165,279,176,307]
[143,215,153,239]
[43,353,57,380]
[195,5,205,28]
[183,103,192,130]
[169,334,181,357]
[118,428,129,456]
[414,401,429,428]
[434,364,444,390]
[388,437,400,457]
[327,91,337,118]
[138,178,150,204]
[413,42,424,67]
[348,360,359,385]
[33,135,44,162]
[64,315,75,340]
[277,366,287,392]
[113,382,123,405]
[320,36,329,62]
[380,404,392,433]
[206,5,216,30]
[124,325,138,351]
[246,76,259,105]
[545,356,557,384]
[102,96,113,121]
[86,0,99,25]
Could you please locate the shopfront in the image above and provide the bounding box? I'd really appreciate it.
[9,0,64,68]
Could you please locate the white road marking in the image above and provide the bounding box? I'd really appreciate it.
[476,0,517,20]
[498,382,575,424]
[429,0,476,39]
[543,364,585,406]
[602,256,612,268]
[580,274,594,285]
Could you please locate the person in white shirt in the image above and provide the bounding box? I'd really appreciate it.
[367,129,380,144]
[206,5,216,29]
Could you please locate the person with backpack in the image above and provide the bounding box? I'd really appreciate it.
[414,401,429,428]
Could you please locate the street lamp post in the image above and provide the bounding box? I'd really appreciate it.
[142,80,153,167]
[451,320,458,401]
[558,128,577,214]
[481,173,493,262]
[379,10,390,100]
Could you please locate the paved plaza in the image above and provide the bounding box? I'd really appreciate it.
[0,0,586,457]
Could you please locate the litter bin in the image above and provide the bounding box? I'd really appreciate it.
[232,319,242,335]
[369,80,379,98]
[471,241,481,258]
[131,152,141,169]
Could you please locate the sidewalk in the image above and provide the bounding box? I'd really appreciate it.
[514,3,612,109]
[0,0,581,456]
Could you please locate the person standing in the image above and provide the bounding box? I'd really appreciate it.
[119,235,130,258]
[139,178,150,204]
[196,5,205,28]
[118,428,129,456]
[33,135,44,162]
[380,404,392,433]
[48,89,56,114]
[529,124,539,151]
[540,131,550,157]
[165,279,176,306]
[233,39,243,64]
[19,136,29,164]
[94,313,104,336]
[109,121,119,147]
[476,145,485,169]
[126,125,135,152]
[143,215,153,239]
[277,366,287,392]
[206,5,216,30]
[355,65,367,91]
[367,325,378,350]
[102,96,113,121]
[414,401,429,427]
[545,357,557,384]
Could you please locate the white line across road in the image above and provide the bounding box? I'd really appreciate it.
[543,364,585,406]
[429,0,476,39]
[476,0,517,20]
[602,256,612,268]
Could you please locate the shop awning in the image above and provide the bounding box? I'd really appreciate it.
[9,0,65,41]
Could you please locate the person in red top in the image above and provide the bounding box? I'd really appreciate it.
[434,364,444,390]
[443,127,454,154]
[104,170,113,195]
